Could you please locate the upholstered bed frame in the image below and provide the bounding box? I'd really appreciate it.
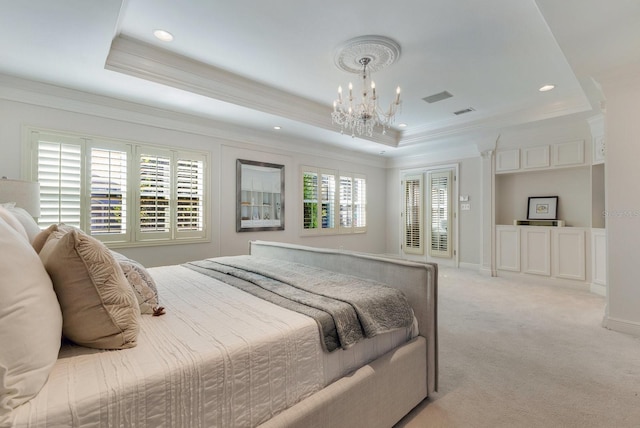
[249,240,438,428]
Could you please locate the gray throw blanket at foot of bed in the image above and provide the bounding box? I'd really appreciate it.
[184,255,414,352]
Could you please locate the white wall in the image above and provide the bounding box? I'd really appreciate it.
[601,75,640,335]
[458,157,482,266]
[0,98,388,267]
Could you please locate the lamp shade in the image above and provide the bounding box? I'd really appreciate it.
[0,178,41,218]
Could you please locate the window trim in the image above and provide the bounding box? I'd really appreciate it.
[24,127,210,248]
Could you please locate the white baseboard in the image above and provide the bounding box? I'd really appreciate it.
[495,270,590,291]
[603,316,640,337]
[458,262,481,271]
[590,282,607,297]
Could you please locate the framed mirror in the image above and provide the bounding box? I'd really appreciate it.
[236,159,285,232]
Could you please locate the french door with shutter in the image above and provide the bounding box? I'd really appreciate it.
[402,168,455,261]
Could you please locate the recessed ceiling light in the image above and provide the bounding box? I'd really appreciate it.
[153,29,174,42]
[539,84,555,92]
[273,126,281,130]
[398,123,407,128]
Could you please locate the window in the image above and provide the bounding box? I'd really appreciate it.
[26,129,208,246]
[36,135,83,227]
[302,166,365,234]
[353,175,366,228]
[321,173,336,229]
[302,170,318,229]
[89,144,128,241]
[402,174,423,254]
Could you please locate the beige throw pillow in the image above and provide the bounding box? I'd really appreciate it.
[117,257,161,315]
[32,224,58,253]
[40,229,140,349]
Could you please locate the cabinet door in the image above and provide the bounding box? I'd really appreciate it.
[521,227,551,275]
[552,228,586,280]
[496,149,520,172]
[552,140,584,167]
[496,226,520,271]
[522,146,550,169]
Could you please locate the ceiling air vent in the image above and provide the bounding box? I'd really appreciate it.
[422,91,453,104]
[453,107,475,115]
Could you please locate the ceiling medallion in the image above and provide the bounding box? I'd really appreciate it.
[331,36,402,137]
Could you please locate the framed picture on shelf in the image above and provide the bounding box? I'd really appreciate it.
[527,196,558,220]
[236,159,285,232]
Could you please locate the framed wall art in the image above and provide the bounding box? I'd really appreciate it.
[236,159,284,232]
[527,196,558,220]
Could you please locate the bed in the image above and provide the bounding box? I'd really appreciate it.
[1,209,437,428]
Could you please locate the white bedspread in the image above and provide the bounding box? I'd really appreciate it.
[12,265,415,428]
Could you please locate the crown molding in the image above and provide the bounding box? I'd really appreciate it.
[0,73,386,168]
[386,141,479,169]
[105,35,401,148]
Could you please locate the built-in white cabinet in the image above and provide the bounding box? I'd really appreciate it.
[521,227,551,276]
[496,140,586,174]
[552,228,586,280]
[496,225,520,271]
[552,140,584,167]
[496,225,586,282]
[522,146,550,169]
[496,149,520,172]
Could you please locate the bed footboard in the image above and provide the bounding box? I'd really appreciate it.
[248,240,438,394]
[259,336,427,428]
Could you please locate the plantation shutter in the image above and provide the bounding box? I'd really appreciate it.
[339,175,353,229]
[303,170,319,229]
[138,148,171,240]
[320,172,336,229]
[176,154,205,238]
[89,145,128,241]
[402,175,423,254]
[353,175,366,229]
[428,170,452,258]
[34,132,84,228]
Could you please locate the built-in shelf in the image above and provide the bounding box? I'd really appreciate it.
[514,219,565,227]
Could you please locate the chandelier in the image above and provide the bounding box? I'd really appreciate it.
[331,36,402,137]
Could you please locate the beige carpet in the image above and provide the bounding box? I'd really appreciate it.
[395,267,640,428]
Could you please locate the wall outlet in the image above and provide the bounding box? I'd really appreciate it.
[461,203,471,211]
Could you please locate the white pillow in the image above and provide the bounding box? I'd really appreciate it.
[6,206,41,243]
[0,206,28,241]
[0,217,63,425]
